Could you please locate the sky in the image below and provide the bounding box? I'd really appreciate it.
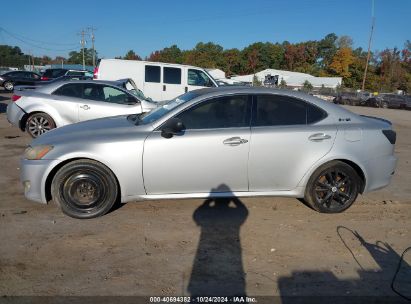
[0,0,410,59]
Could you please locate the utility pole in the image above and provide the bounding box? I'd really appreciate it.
[362,0,375,91]
[79,29,86,70]
[88,27,97,67]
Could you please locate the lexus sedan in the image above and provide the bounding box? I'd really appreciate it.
[20,87,397,218]
[7,79,157,137]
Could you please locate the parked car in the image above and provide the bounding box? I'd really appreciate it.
[0,70,41,91]
[333,92,371,106]
[94,59,218,101]
[14,74,93,91]
[41,68,92,81]
[19,87,397,218]
[365,93,407,109]
[7,79,157,138]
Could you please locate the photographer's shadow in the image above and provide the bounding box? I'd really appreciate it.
[188,184,249,296]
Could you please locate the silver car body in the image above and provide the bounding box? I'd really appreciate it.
[6,79,157,131]
[20,87,397,205]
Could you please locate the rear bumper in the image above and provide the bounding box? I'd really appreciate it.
[363,154,398,192]
[20,158,60,204]
[6,102,26,128]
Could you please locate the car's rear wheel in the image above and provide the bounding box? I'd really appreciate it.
[4,81,14,91]
[51,160,118,219]
[304,161,361,213]
[25,112,56,138]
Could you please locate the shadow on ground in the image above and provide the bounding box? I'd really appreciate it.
[278,226,411,303]
[188,184,248,296]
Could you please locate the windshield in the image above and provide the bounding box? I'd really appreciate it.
[129,91,199,125]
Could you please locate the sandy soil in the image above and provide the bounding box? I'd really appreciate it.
[0,91,410,301]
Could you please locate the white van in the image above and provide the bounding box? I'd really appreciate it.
[94,59,218,101]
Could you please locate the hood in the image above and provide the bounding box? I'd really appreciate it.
[32,115,147,146]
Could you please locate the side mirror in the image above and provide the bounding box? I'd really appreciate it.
[161,117,185,138]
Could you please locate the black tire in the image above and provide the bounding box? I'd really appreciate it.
[3,81,14,92]
[25,112,56,138]
[304,161,361,213]
[51,160,119,219]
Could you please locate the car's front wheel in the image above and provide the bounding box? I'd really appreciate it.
[25,112,56,138]
[304,161,361,213]
[51,160,119,219]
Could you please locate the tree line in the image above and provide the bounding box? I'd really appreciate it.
[1,33,410,93]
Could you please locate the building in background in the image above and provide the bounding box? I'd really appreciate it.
[230,69,342,89]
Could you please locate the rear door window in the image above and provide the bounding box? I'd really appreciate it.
[163,67,181,84]
[252,95,327,126]
[53,83,83,98]
[145,65,161,83]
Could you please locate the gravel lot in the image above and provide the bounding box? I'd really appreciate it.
[0,90,410,300]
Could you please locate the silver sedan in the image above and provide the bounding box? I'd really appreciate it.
[7,79,157,138]
[20,87,397,218]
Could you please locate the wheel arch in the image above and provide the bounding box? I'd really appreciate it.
[300,158,367,194]
[44,157,122,203]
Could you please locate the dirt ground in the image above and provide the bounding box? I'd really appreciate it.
[0,91,410,301]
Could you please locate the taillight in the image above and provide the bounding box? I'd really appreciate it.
[11,95,21,102]
[93,66,99,79]
[41,76,49,81]
[382,130,396,145]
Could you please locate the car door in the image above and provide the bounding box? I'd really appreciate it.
[248,94,337,191]
[143,94,252,195]
[186,68,216,93]
[162,66,185,100]
[143,64,163,101]
[51,83,85,124]
[78,83,142,121]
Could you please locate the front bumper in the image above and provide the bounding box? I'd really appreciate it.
[20,158,60,204]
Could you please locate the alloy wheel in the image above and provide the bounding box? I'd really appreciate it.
[28,115,52,137]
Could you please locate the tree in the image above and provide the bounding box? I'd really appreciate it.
[67,48,97,66]
[336,36,354,49]
[279,78,287,88]
[124,50,141,60]
[329,47,355,78]
[303,80,313,91]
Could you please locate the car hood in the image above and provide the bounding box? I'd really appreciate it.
[32,115,150,146]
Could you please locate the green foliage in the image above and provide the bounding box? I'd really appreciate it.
[279,78,287,88]
[67,48,97,66]
[123,50,142,60]
[252,75,262,86]
[303,80,313,91]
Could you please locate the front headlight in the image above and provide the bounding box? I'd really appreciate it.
[24,145,54,160]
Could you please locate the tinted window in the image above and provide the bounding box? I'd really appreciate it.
[253,95,326,126]
[188,69,214,87]
[145,65,161,83]
[43,69,67,78]
[175,95,250,129]
[66,71,85,76]
[163,67,181,84]
[307,103,327,124]
[53,83,82,98]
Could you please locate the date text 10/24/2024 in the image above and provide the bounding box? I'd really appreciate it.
[149,296,257,303]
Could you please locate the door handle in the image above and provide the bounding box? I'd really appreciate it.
[223,137,248,146]
[80,105,90,110]
[309,133,331,141]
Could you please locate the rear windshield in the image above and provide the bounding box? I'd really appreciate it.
[43,69,67,78]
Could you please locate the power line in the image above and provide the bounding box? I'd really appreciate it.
[0,26,78,46]
[0,27,79,52]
